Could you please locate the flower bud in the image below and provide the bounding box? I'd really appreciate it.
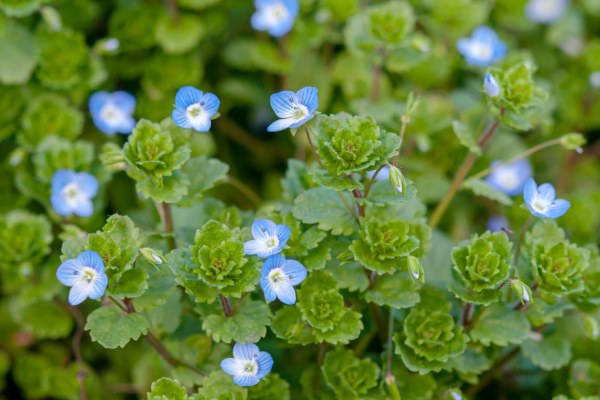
[560,133,585,154]
[140,248,163,265]
[95,38,120,55]
[407,256,424,283]
[388,165,406,196]
[40,7,62,31]
[510,279,533,304]
[484,73,500,97]
[582,315,600,340]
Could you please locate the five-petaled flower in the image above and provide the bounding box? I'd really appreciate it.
[260,254,307,304]
[51,170,98,217]
[484,73,500,97]
[525,0,568,24]
[485,159,532,196]
[457,26,507,67]
[56,250,108,306]
[244,219,291,258]
[220,342,274,387]
[251,0,299,38]
[267,86,318,132]
[89,91,136,135]
[523,178,570,219]
[172,86,220,132]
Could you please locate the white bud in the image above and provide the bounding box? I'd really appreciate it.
[484,73,500,98]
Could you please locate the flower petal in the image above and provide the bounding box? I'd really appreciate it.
[537,183,556,202]
[244,239,267,257]
[267,118,296,132]
[523,178,537,205]
[234,375,261,387]
[172,109,193,129]
[270,91,298,118]
[256,351,274,378]
[110,91,136,114]
[56,259,82,287]
[233,343,260,361]
[296,86,318,113]
[51,170,76,192]
[77,251,105,272]
[274,282,296,305]
[89,271,108,299]
[73,198,94,218]
[472,25,498,42]
[220,358,242,376]
[252,219,278,241]
[275,224,291,247]
[68,283,91,306]
[175,86,202,110]
[199,93,220,117]
[51,193,72,216]
[74,173,99,197]
[262,254,285,275]
[260,276,277,302]
[88,91,110,115]
[281,260,307,286]
[190,116,212,132]
[547,199,570,219]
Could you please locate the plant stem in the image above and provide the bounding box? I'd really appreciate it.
[513,215,534,266]
[165,0,179,20]
[225,175,262,208]
[312,343,326,392]
[61,303,88,400]
[156,202,176,251]
[428,116,503,229]
[351,188,366,218]
[468,138,563,181]
[364,163,388,198]
[393,115,411,167]
[219,294,232,317]
[385,308,401,400]
[461,302,474,327]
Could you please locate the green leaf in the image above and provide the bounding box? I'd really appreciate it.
[178,156,229,206]
[364,273,420,309]
[446,349,492,383]
[200,300,271,343]
[392,360,437,400]
[224,38,288,73]
[569,360,600,398]
[469,303,530,346]
[167,248,219,303]
[155,13,204,54]
[271,306,318,345]
[147,377,188,400]
[110,268,149,298]
[522,332,572,370]
[328,262,369,292]
[462,179,514,206]
[84,305,150,349]
[0,17,38,84]
[14,354,79,399]
[192,371,247,400]
[322,349,380,397]
[134,265,179,311]
[137,172,190,203]
[247,373,290,400]
[293,187,357,236]
[11,300,74,339]
[452,120,481,155]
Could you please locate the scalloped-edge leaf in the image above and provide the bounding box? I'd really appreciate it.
[84,305,149,349]
[469,303,530,346]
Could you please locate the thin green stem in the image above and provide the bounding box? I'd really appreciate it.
[393,115,411,167]
[428,116,503,228]
[385,309,402,400]
[364,163,388,199]
[224,175,262,208]
[468,138,562,182]
[513,215,534,266]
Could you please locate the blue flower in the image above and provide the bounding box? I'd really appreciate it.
[56,250,108,306]
[172,86,220,132]
[89,91,136,135]
[484,73,500,97]
[220,342,274,387]
[485,159,532,196]
[251,0,299,37]
[51,170,98,217]
[487,215,509,233]
[525,0,568,24]
[267,86,318,132]
[457,26,507,67]
[244,219,291,258]
[523,178,570,219]
[260,254,307,305]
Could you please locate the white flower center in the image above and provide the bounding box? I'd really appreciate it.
[100,103,126,126]
[264,3,289,26]
[531,196,550,214]
[61,182,86,207]
[75,266,98,285]
[470,41,493,61]
[292,104,309,120]
[496,168,519,191]
[264,236,279,250]
[268,267,286,285]
[240,359,258,375]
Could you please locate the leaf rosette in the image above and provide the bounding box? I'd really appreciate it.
[312,113,400,178]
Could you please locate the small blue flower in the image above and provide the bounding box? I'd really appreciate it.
[251,0,299,37]
[51,170,98,217]
[220,342,274,387]
[487,215,509,233]
[89,91,136,135]
[523,178,570,219]
[244,219,291,258]
[484,73,500,97]
[457,26,507,67]
[267,86,318,132]
[485,159,532,196]
[525,0,568,24]
[56,250,108,306]
[172,86,220,132]
[260,254,307,305]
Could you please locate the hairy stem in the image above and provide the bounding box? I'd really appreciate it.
[219,294,232,317]
[428,116,503,229]
[461,302,474,327]
[156,202,176,251]
[225,175,262,208]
